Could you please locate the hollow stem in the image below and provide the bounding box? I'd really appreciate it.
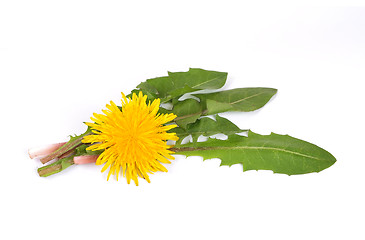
[39,128,92,164]
[38,156,75,177]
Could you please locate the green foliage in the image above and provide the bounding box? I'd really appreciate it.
[159,88,277,129]
[128,69,278,131]
[172,98,203,129]
[75,144,103,156]
[194,88,277,114]
[173,131,336,175]
[174,115,246,145]
[129,68,228,103]
[43,68,333,178]
[128,68,335,176]
[106,68,334,176]
[35,67,336,179]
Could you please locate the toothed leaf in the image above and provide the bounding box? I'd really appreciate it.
[173,131,336,175]
[173,115,247,145]
[130,68,228,103]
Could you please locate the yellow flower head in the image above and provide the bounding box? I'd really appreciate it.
[82,92,178,185]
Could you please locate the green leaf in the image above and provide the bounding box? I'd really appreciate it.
[131,68,228,103]
[132,81,159,100]
[75,144,103,156]
[140,76,172,100]
[167,68,227,96]
[194,88,277,114]
[172,98,202,129]
[173,115,247,145]
[172,131,336,175]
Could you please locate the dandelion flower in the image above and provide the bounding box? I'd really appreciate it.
[82,92,178,185]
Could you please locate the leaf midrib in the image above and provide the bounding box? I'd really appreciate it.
[229,92,265,105]
[191,76,223,89]
[173,146,325,161]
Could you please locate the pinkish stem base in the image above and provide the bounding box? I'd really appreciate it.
[28,142,67,159]
[74,155,99,164]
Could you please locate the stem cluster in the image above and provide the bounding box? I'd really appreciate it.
[36,129,92,177]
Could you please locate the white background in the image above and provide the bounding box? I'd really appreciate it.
[1,1,364,239]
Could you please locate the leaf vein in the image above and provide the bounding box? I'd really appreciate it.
[230,92,265,105]
[175,146,323,161]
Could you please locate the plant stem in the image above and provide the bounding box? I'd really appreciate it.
[39,129,91,164]
[38,156,75,177]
